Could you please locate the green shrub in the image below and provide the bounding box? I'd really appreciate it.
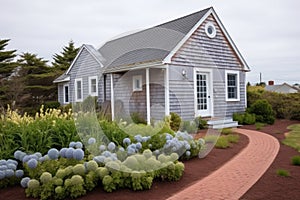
[291,155,300,166]
[215,137,230,149]
[221,128,233,135]
[180,121,197,133]
[226,134,239,144]
[276,169,290,177]
[248,99,275,124]
[255,122,265,130]
[195,116,208,130]
[233,113,244,124]
[130,112,147,125]
[170,112,181,132]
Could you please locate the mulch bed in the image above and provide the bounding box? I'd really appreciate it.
[241,119,300,200]
[1,119,299,199]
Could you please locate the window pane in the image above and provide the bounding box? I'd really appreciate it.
[64,86,69,103]
[227,74,237,99]
[91,79,97,93]
[77,81,82,99]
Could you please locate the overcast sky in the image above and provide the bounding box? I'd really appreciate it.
[1,0,299,84]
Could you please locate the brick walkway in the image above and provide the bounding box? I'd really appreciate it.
[167,129,280,200]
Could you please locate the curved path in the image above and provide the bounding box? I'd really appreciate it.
[167,129,280,200]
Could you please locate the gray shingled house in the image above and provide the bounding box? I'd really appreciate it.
[54,7,250,127]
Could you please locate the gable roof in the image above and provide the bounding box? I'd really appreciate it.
[99,7,250,73]
[265,83,300,93]
[53,44,103,83]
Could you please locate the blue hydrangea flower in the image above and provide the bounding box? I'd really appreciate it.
[15,170,24,178]
[88,137,96,145]
[48,148,59,160]
[59,148,68,158]
[0,159,6,165]
[119,147,125,152]
[0,171,5,180]
[153,150,160,155]
[20,177,30,188]
[123,138,131,145]
[0,165,8,170]
[75,141,83,149]
[99,144,106,151]
[134,135,143,142]
[69,141,76,148]
[93,155,105,164]
[14,150,23,160]
[28,154,38,161]
[34,152,42,159]
[5,169,14,178]
[65,148,74,159]
[186,151,191,157]
[22,155,31,163]
[107,142,116,151]
[142,136,151,142]
[136,142,142,150]
[7,163,17,170]
[127,147,136,155]
[27,159,38,169]
[148,144,152,148]
[73,149,84,160]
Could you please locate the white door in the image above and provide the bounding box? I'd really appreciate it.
[195,71,212,117]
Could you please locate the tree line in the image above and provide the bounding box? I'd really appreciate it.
[0,39,79,114]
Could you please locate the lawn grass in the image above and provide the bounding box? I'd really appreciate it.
[283,124,300,151]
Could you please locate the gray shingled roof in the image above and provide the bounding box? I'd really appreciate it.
[99,7,211,72]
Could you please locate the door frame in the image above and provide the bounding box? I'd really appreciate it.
[193,68,214,117]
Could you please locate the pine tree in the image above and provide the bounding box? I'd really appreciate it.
[0,39,18,109]
[52,40,79,71]
[0,39,17,77]
[17,53,57,113]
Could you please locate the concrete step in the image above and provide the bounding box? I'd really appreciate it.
[207,118,238,129]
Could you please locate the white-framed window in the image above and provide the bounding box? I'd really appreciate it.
[205,22,217,38]
[133,75,142,91]
[88,76,98,96]
[225,70,240,101]
[75,78,83,102]
[63,84,69,104]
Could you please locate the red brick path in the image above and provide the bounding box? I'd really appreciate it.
[167,129,280,200]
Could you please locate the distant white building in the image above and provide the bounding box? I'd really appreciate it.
[265,81,300,94]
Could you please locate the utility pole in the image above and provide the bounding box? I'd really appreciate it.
[259,72,262,84]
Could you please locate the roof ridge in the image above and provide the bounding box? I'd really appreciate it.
[100,7,211,47]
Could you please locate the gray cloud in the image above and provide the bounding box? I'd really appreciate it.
[1,0,299,84]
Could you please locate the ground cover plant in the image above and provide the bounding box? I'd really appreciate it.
[282,124,300,151]
[0,106,206,199]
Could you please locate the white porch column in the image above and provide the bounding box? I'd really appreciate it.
[146,68,151,125]
[110,73,115,121]
[164,65,170,116]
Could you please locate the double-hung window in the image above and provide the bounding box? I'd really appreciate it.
[133,75,142,91]
[88,76,98,96]
[63,84,69,104]
[75,78,83,102]
[225,71,240,101]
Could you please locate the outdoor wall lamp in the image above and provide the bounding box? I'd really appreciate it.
[182,69,187,77]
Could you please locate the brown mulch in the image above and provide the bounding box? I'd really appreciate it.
[241,119,300,200]
[1,119,300,200]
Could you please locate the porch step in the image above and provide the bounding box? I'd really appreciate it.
[207,118,238,129]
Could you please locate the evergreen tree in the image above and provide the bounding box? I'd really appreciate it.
[52,40,79,71]
[17,53,57,113]
[0,39,18,109]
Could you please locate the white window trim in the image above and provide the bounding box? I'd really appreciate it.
[205,22,217,38]
[63,84,69,104]
[133,75,143,91]
[88,76,98,96]
[225,70,240,101]
[74,78,83,102]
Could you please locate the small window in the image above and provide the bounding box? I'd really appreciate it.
[205,22,216,38]
[133,75,142,91]
[63,84,69,104]
[75,78,83,102]
[225,71,240,101]
[88,76,98,96]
